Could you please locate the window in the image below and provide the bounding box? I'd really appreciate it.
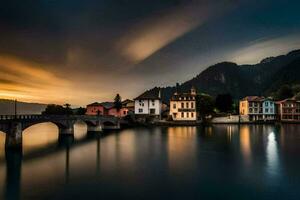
[265,108,269,113]
[186,102,189,108]
[123,110,126,115]
[191,102,194,108]
[181,112,184,118]
[187,112,189,118]
[151,100,155,106]
[138,108,143,113]
[173,103,176,109]
[249,108,253,113]
[191,112,194,118]
[173,113,177,118]
[265,102,269,106]
[181,102,184,108]
[150,109,155,114]
[270,108,273,113]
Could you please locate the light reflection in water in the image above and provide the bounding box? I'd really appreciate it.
[240,125,252,166]
[167,127,197,172]
[0,133,5,160]
[0,125,299,199]
[23,122,59,155]
[266,132,280,179]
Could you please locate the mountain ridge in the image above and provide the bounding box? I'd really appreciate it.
[149,49,300,103]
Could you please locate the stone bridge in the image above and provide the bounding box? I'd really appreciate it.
[0,115,121,150]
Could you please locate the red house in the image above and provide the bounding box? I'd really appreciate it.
[86,100,134,117]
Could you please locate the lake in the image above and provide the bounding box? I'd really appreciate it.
[0,123,300,199]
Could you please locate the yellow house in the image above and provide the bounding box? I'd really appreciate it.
[170,87,197,121]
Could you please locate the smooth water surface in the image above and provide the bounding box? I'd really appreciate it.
[0,123,300,199]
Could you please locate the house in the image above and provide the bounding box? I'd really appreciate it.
[169,87,197,121]
[134,89,162,118]
[239,96,276,121]
[277,98,300,122]
[121,99,135,115]
[86,101,132,117]
[86,102,106,115]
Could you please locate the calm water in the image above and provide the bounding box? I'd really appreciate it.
[0,123,300,199]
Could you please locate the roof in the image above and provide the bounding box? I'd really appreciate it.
[241,96,265,102]
[86,101,114,109]
[171,93,196,101]
[276,97,300,103]
[134,89,161,100]
[122,99,134,105]
[100,102,114,109]
[87,102,101,106]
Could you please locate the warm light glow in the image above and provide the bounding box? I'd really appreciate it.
[117,1,234,64]
[240,126,252,165]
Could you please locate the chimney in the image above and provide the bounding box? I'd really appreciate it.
[175,83,180,95]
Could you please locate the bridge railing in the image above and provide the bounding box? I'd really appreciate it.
[0,114,119,121]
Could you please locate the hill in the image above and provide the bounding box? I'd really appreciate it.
[0,99,47,115]
[149,49,300,103]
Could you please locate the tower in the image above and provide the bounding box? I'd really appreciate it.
[191,86,196,95]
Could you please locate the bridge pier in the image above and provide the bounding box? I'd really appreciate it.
[5,122,22,150]
[102,121,120,131]
[58,121,75,135]
[87,121,102,132]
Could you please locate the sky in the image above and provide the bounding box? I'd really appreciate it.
[0,0,300,106]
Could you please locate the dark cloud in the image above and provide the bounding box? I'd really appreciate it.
[0,0,300,105]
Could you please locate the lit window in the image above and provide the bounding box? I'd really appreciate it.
[173,103,176,109]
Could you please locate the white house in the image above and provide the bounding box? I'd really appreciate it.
[134,89,162,117]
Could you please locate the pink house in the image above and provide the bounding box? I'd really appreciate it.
[86,100,134,117]
[85,102,105,115]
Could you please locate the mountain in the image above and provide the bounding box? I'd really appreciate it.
[0,99,47,115]
[149,49,300,103]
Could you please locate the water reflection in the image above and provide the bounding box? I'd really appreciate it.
[167,127,197,173]
[23,122,59,155]
[240,125,252,166]
[0,125,299,199]
[266,132,280,179]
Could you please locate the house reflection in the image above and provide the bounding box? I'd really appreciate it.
[167,127,198,173]
[239,125,252,166]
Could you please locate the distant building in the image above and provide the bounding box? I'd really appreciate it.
[134,89,162,117]
[277,98,300,122]
[86,102,106,115]
[239,96,276,121]
[169,87,197,121]
[86,100,133,117]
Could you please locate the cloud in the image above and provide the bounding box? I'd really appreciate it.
[229,33,300,64]
[116,0,235,64]
[0,55,73,103]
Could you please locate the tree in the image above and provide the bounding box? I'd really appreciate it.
[42,104,67,115]
[63,103,73,115]
[114,94,122,111]
[295,92,300,101]
[292,84,300,95]
[275,85,294,100]
[196,94,215,122]
[215,94,233,113]
[76,107,86,115]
